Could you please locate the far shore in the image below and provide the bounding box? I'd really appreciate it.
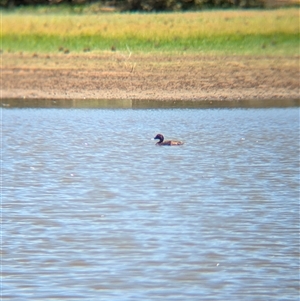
[1,53,299,102]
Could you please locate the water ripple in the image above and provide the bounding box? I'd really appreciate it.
[2,107,299,300]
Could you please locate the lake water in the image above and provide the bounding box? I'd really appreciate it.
[2,101,299,301]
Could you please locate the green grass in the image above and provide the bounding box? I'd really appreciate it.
[1,8,299,55]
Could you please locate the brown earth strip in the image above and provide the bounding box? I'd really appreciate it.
[1,53,299,101]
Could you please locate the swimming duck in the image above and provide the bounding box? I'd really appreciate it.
[154,134,184,146]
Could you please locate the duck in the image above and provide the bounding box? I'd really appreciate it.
[154,134,184,146]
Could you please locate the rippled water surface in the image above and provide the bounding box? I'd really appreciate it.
[2,106,299,301]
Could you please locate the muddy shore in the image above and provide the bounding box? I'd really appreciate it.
[1,53,299,101]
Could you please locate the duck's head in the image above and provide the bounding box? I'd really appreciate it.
[154,134,164,143]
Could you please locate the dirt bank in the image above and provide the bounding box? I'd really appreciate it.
[1,53,299,101]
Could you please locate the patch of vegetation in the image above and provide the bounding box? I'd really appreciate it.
[1,9,299,55]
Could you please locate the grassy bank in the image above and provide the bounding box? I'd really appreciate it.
[1,8,299,55]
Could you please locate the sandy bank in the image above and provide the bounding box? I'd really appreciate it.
[1,53,299,101]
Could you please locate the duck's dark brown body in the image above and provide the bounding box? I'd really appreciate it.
[154,134,184,146]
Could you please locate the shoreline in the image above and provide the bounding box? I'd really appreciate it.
[1,53,299,103]
[2,98,299,109]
